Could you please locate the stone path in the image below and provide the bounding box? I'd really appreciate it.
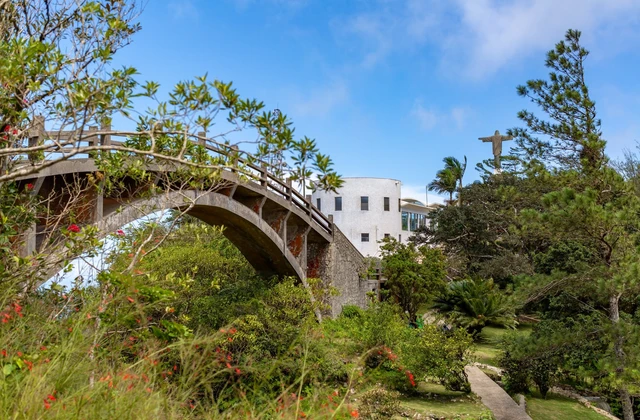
[465,366,532,420]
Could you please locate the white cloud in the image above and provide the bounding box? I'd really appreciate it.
[335,0,640,79]
[411,100,471,131]
[290,81,349,118]
[401,184,445,205]
[168,0,198,19]
[450,107,468,130]
[231,0,309,11]
[411,101,438,130]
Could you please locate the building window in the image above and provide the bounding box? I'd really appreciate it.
[384,197,390,211]
[316,198,321,211]
[399,234,402,242]
[410,212,418,231]
[401,211,408,231]
[361,196,369,211]
[384,233,390,239]
[398,198,401,212]
[361,233,369,242]
[335,196,342,211]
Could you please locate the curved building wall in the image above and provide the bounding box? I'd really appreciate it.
[312,178,402,257]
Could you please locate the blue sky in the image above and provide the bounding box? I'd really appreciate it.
[112,0,640,203]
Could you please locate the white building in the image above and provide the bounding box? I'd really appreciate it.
[311,177,437,257]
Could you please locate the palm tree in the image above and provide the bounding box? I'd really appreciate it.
[428,168,457,204]
[433,278,516,337]
[443,156,467,206]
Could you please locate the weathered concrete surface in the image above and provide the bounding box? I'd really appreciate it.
[465,366,531,420]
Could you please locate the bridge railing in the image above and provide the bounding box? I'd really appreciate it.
[21,122,333,236]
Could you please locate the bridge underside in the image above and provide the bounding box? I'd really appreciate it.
[18,162,370,317]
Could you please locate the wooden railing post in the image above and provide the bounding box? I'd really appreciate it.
[260,163,268,187]
[197,131,206,147]
[230,145,239,173]
[328,214,335,237]
[100,121,111,146]
[286,178,293,202]
[28,115,45,163]
[86,126,98,147]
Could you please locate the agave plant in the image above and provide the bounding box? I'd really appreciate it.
[433,278,516,337]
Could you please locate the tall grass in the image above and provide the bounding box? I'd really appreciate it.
[0,280,361,419]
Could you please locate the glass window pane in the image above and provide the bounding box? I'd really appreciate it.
[384,197,390,211]
[335,196,342,211]
[401,211,408,231]
[316,198,321,211]
[410,213,418,231]
[361,233,369,242]
[361,196,369,211]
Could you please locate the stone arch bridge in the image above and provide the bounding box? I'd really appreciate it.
[14,126,370,317]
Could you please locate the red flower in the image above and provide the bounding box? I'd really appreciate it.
[235,368,241,375]
[351,410,359,418]
[67,224,80,233]
[44,401,51,410]
[3,125,10,132]
[26,183,34,191]
[47,394,56,401]
[116,229,125,236]
[126,296,134,303]
[1,349,6,357]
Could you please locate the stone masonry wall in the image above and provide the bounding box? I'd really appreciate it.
[326,228,368,317]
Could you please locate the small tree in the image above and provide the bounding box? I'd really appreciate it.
[380,238,446,324]
[428,168,457,204]
[443,156,467,205]
[289,136,318,196]
[429,156,466,205]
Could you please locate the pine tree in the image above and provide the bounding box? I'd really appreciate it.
[511,29,638,419]
[509,29,605,173]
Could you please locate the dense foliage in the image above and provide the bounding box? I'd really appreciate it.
[379,238,446,323]
[420,29,640,419]
[433,278,516,336]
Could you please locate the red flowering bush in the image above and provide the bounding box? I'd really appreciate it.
[67,224,81,233]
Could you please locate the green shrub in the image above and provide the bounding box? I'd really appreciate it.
[433,278,516,337]
[401,325,473,392]
[340,304,364,319]
[357,387,401,419]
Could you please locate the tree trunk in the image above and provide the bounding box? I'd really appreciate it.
[619,388,634,420]
[609,293,634,420]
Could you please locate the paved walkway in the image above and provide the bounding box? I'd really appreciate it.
[465,366,532,420]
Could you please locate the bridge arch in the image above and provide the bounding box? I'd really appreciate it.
[18,158,370,316]
[98,190,306,281]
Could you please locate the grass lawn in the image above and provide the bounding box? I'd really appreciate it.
[398,382,492,419]
[473,325,532,366]
[526,394,609,420]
